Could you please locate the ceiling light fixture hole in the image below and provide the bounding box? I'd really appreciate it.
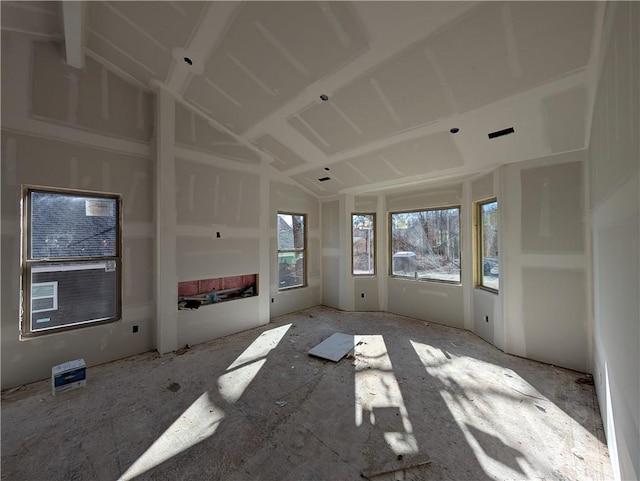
[184,57,193,66]
[450,127,460,134]
[320,94,329,102]
[324,167,330,171]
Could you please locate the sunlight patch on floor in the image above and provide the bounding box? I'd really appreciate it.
[355,335,418,455]
[119,392,224,481]
[119,324,292,479]
[218,323,291,402]
[410,339,608,480]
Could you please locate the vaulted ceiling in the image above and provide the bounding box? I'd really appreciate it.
[2,1,605,197]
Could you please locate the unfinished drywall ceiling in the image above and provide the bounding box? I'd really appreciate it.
[175,102,261,164]
[0,1,604,199]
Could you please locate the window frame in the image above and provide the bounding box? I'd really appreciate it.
[351,213,376,277]
[475,197,499,293]
[21,185,123,338]
[276,211,307,291]
[388,205,461,285]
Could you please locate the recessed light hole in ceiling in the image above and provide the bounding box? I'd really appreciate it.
[318,176,331,182]
[320,94,329,102]
[450,127,460,134]
[172,47,204,75]
[324,167,330,171]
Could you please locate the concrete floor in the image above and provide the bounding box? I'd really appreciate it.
[1,306,613,480]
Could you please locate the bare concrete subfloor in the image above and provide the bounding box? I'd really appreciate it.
[1,307,612,481]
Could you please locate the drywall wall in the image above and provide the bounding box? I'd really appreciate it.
[385,185,464,327]
[352,195,380,311]
[502,152,589,373]
[588,3,639,480]
[470,173,500,345]
[1,31,155,389]
[270,181,321,318]
[173,142,266,348]
[30,40,154,142]
[321,200,340,309]
[354,277,379,311]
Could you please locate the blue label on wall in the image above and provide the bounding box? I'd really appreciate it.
[36,318,51,324]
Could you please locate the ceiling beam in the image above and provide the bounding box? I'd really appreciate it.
[62,1,85,69]
[165,2,239,95]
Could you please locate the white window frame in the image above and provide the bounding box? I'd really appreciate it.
[31,281,58,313]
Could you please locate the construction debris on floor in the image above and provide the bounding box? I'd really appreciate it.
[308,332,354,361]
[1,307,613,481]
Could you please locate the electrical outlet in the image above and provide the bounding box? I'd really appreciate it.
[361,293,365,298]
[133,325,139,333]
[216,232,221,238]
[485,315,489,323]
[271,297,274,303]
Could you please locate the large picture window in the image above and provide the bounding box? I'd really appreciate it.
[352,213,375,276]
[477,199,499,291]
[277,212,306,289]
[21,187,122,337]
[389,207,460,283]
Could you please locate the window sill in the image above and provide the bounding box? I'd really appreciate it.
[475,285,499,295]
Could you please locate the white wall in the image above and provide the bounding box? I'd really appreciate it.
[470,172,502,347]
[502,152,589,373]
[1,32,155,388]
[321,199,340,309]
[353,195,381,311]
[588,3,639,480]
[270,181,321,317]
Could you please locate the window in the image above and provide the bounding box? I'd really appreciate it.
[21,187,121,337]
[277,213,306,289]
[389,207,460,283]
[352,214,375,275]
[477,199,499,291]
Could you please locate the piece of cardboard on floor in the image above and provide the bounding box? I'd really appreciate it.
[308,332,354,362]
[361,453,432,479]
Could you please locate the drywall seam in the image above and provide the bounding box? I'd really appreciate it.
[136,90,145,132]
[155,87,178,354]
[102,162,111,191]
[67,71,79,124]
[494,167,506,351]
[69,156,79,187]
[377,194,388,312]
[101,67,110,121]
[176,226,261,239]
[4,137,18,186]
[584,2,614,151]
[462,180,473,331]
[1,122,151,157]
[259,165,273,322]
[174,146,262,173]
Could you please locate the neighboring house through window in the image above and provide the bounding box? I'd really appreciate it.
[277,212,306,289]
[21,187,122,337]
